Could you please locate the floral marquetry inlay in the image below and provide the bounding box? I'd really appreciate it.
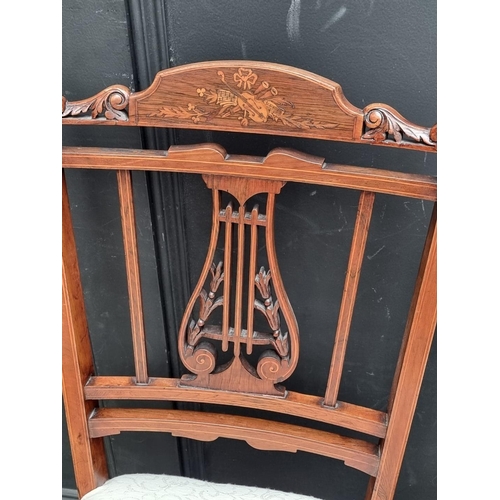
[150,68,339,129]
[62,60,436,152]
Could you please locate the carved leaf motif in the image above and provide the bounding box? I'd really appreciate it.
[255,299,282,333]
[210,261,224,292]
[255,267,272,299]
[62,85,130,121]
[254,267,284,351]
[198,291,224,321]
[269,299,281,333]
[273,332,289,358]
[188,320,201,347]
[188,262,224,346]
[362,106,436,146]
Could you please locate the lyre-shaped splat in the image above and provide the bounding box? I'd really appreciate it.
[178,175,299,396]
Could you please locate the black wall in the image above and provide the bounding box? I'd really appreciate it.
[62,2,436,499]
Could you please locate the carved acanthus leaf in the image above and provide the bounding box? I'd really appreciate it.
[62,84,130,121]
[210,261,224,292]
[272,332,289,358]
[362,104,436,146]
[255,267,272,299]
[188,261,224,346]
[255,299,281,333]
[254,267,285,354]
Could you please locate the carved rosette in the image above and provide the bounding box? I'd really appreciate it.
[177,178,299,396]
[62,84,130,121]
[362,104,436,147]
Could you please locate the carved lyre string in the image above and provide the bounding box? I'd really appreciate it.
[178,176,299,396]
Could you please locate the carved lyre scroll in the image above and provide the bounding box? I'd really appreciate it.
[178,175,299,396]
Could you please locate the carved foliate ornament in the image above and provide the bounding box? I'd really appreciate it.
[362,104,436,147]
[178,176,299,396]
[62,85,130,121]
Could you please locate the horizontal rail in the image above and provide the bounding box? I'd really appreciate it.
[62,145,436,201]
[62,117,436,151]
[85,376,387,438]
[88,407,380,476]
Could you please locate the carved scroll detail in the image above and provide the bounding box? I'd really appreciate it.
[150,68,338,130]
[185,341,217,375]
[62,85,130,121]
[362,104,436,146]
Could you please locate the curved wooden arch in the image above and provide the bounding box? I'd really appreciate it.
[84,376,388,438]
[88,408,380,477]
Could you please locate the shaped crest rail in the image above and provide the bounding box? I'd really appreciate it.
[62,61,437,152]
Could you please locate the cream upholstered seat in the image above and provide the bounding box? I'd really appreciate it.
[81,474,322,500]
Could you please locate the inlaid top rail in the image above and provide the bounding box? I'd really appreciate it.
[62,60,437,152]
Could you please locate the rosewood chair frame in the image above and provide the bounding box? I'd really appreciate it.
[62,61,437,500]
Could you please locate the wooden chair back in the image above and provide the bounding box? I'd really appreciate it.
[62,61,436,500]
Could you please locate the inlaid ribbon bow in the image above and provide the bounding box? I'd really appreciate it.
[233,68,258,90]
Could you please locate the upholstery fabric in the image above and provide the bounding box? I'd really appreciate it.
[81,473,323,499]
